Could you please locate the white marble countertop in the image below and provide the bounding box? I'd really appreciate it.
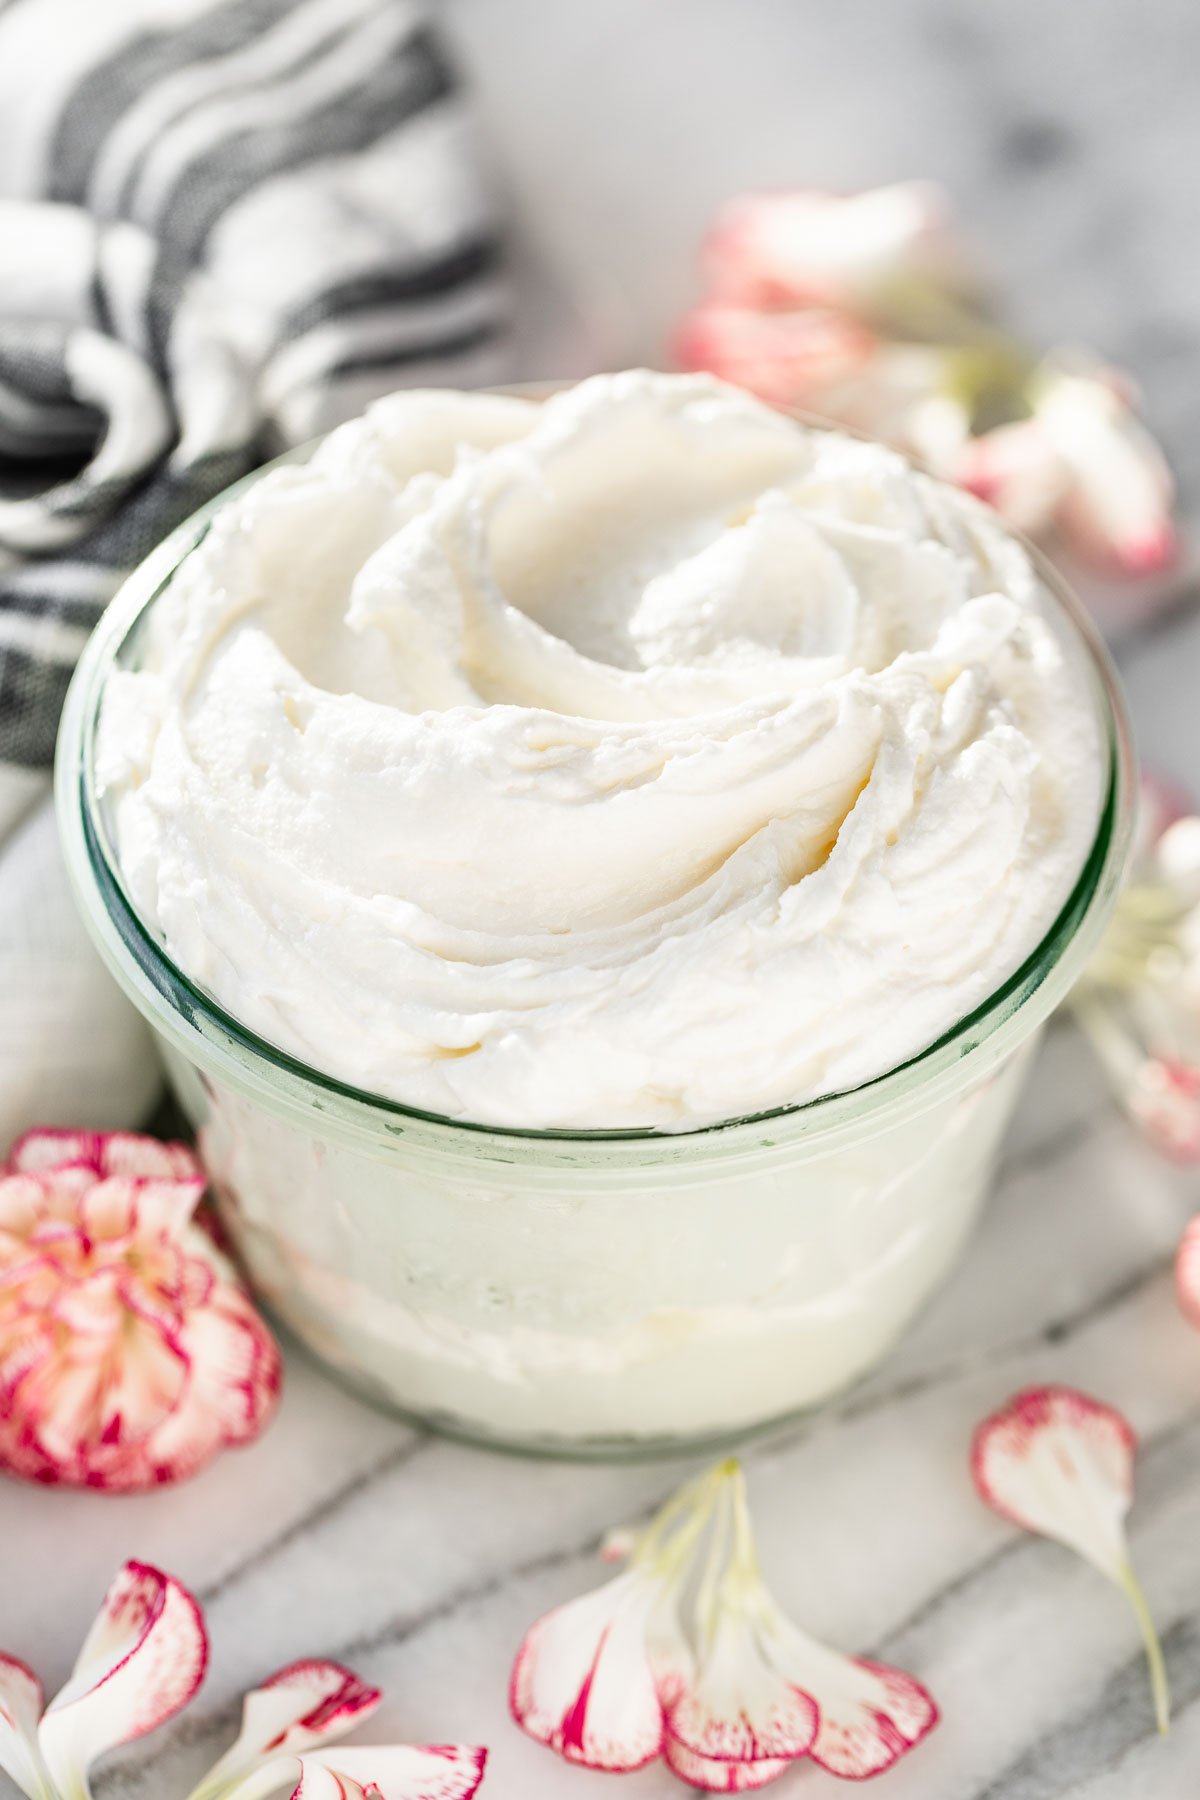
[5,3,1200,1796]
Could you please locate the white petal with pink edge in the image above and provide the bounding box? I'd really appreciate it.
[767,1621,938,1780]
[214,1745,487,1800]
[8,1130,201,1184]
[299,1746,486,1800]
[509,1568,666,1771]
[664,1732,792,1792]
[1034,367,1177,577]
[662,1604,818,1766]
[39,1561,208,1796]
[190,1662,383,1800]
[971,1384,1169,1734]
[0,1655,52,1800]
[971,1385,1134,1580]
[703,182,948,309]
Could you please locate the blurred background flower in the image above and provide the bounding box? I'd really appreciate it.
[675,182,1178,579]
[1074,774,1200,1161]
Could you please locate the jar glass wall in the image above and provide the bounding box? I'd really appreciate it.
[55,447,1134,1458]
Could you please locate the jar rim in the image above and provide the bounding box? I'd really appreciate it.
[55,418,1136,1171]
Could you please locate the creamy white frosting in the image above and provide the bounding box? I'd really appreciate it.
[99,370,1104,1130]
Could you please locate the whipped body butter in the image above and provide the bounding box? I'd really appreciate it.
[61,371,1130,1452]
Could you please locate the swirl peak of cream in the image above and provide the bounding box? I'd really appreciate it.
[99,371,1103,1129]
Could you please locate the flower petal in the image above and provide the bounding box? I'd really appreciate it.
[970,1385,1134,1581]
[805,1651,936,1778]
[509,1570,665,1771]
[664,1733,792,1792]
[0,1141,280,1491]
[192,1662,383,1799]
[702,182,950,311]
[1129,1060,1200,1163]
[675,301,873,410]
[97,1135,203,1183]
[8,1130,202,1184]
[255,1662,382,1752]
[39,1561,208,1792]
[663,1606,817,1764]
[0,1654,52,1800]
[1176,1216,1200,1331]
[971,1384,1169,1733]
[297,1746,487,1800]
[953,418,1069,537]
[1034,367,1177,577]
[8,1130,105,1176]
[137,1285,282,1488]
[220,1747,488,1800]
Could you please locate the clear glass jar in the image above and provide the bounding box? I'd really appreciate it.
[55,457,1135,1458]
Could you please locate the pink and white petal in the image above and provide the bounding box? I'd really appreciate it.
[198,1660,383,1794]
[808,1655,938,1779]
[510,1570,665,1771]
[225,1748,488,1800]
[49,1267,129,1339]
[953,419,1069,538]
[971,1385,1135,1581]
[75,1177,141,1245]
[299,1746,487,1800]
[40,1562,208,1791]
[664,1732,791,1792]
[664,1608,816,1764]
[185,1286,283,1446]
[646,1592,695,1716]
[0,1174,53,1239]
[8,1130,104,1176]
[762,1612,936,1780]
[0,1329,62,1483]
[27,1306,187,1484]
[96,1135,202,1183]
[1129,1059,1200,1163]
[1176,1216,1200,1330]
[702,182,950,310]
[1035,370,1177,577]
[126,1178,208,1241]
[256,1661,382,1752]
[675,301,873,410]
[97,1283,282,1491]
[0,1654,53,1800]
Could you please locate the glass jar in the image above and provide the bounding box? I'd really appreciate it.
[55,455,1134,1458]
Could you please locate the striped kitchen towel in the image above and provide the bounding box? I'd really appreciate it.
[0,0,511,1147]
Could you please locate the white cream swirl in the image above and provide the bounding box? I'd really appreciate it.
[99,371,1104,1129]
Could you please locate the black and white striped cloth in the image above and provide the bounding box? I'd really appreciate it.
[0,0,511,1147]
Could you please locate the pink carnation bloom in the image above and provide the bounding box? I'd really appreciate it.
[0,1128,280,1490]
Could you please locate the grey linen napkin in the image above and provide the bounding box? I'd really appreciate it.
[0,0,511,1147]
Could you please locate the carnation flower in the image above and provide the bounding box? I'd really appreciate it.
[511,1459,937,1788]
[0,1128,280,1489]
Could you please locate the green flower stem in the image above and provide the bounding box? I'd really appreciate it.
[636,1459,734,1584]
[1119,1559,1171,1736]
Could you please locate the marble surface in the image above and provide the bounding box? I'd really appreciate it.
[5,3,1200,1796]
